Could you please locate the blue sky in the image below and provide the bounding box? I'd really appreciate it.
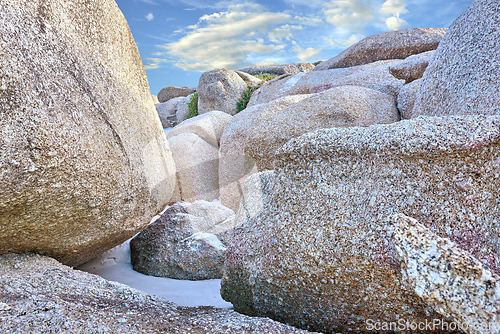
[114,0,472,96]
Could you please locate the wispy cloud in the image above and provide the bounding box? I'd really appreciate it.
[144,58,173,70]
[292,41,322,61]
[154,3,319,71]
[145,0,411,72]
[145,13,154,21]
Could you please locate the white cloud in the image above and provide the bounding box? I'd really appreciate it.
[379,0,408,15]
[385,16,408,30]
[143,58,172,70]
[323,0,376,32]
[268,25,303,42]
[322,0,409,32]
[157,3,316,71]
[292,42,322,61]
[145,13,154,21]
[322,33,364,48]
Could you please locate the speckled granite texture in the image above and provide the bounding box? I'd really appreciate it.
[314,28,446,71]
[389,50,434,84]
[0,0,176,266]
[222,115,500,333]
[390,214,500,334]
[0,253,314,334]
[413,0,500,117]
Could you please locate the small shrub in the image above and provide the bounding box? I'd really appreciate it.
[253,73,278,82]
[236,85,258,113]
[187,92,198,119]
[235,73,278,113]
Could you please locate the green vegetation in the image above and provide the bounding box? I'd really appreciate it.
[235,73,279,113]
[187,92,198,119]
[252,73,278,82]
[236,85,259,113]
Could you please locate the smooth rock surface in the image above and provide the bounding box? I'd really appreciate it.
[412,0,500,117]
[219,95,309,212]
[222,115,500,332]
[391,214,500,334]
[167,110,232,148]
[245,85,400,170]
[314,28,446,71]
[197,68,248,115]
[389,50,434,83]
[130,201,235,280]
[0,0,176,266]
[397,79,421,119]
[0,253,312,333]
[168,133,220,202]
[248,60,403,108]
[157,86,195,103]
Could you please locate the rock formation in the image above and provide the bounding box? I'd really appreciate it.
[314,28,446,71]
[412,0,500,117]
[0,0,176,267]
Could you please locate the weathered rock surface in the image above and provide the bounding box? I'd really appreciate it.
[157,86,195,103]
[151,94,159,104]
[197,68,248,115]
[248,60,403,108]
[239,63,315,76]
[219,95,309,212]
[0,0,176,266]
[156,96,184,128]
[222,115,500,332]
[245,85,400,170]
[391,214,500,334]
[389,50,434,83]
[413,1,500,117]
[233,171,275,233]
[314,28,446,71]
[166,110,232,148]
[168,133,219,202]
[0,253,312,333]
[397,79,421,120]
[130,201,235,280]
[235,71,263,87]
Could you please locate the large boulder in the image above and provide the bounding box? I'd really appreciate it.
[389,50,434,83]
[219,95,309,212]
[248,60,404,108]
[391,214,500,334]
[166,110,232,148]
[0,0,176,266]
[197,68,248,115]
[168,133,219,202]
[314,28,447,71]
[412,0,500,117]
[157,86,195,103]
[239,63,315,76]
[244,85,399,170]
[0,253,312,333]
[222,115,500,332]
[130,201,235,280]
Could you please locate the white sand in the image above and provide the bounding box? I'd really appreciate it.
[77,237,232,309]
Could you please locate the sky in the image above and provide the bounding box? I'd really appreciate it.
[114,0,473,96]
